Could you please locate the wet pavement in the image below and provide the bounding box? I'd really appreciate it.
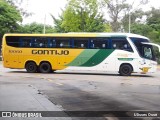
[0,63,160,120]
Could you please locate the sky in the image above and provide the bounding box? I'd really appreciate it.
[22,0,67,26]
[21,0,160,26]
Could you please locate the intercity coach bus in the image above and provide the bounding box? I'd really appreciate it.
[2,33,160,76]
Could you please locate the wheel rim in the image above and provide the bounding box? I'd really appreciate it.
[122,67,130,75]
[28,64,35,71]
[42,65,49,71]
[26,62,37,73]
[40,63,51,73]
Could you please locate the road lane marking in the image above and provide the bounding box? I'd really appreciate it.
[46,78,63,86]
[48,79,53,82]
[55,83,63,86]
[37,75,41,76]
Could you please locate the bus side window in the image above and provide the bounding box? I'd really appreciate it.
[21,38,32,47]
[102,44,106,48]
[74,38,89,48]
[34,37,48,48]
[89,38,108,49]
[113,43,116,48]
[49,39,56,48]
[111,37,133,52]
[81,44,84,48]
[56,38,71,48]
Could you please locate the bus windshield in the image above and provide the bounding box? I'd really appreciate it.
[130,37,156,61]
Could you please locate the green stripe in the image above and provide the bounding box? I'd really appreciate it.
[67,49,114,67]
[81,49,114,67]
[118,58,134,61]
[67,49,99,66]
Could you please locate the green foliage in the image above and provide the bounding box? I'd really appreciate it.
[51,14,65,33]
[131,23,153,36]
[62,6,82,32]
[0,0,22,34]
[21,22,54,33]
[53,0,106,32]
[122,9,145,32]
[154,48,160,64]
[130,8,160,63]
[131,8,160,44]
[104,23,112,32]
[147,31,160,43]
[5,0,31,17]
[147,8,160,30]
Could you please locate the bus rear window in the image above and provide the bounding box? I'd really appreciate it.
[6,36,20,47]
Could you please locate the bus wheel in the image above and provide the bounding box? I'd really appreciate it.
[39,62,51,73]
[119,64,132,76]
[25,62,37,73]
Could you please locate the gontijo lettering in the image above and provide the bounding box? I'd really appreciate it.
[32,50,69,55]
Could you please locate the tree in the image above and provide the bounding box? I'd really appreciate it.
[53,0,106,32]
[5,0,31,17]
[146,8,160,32]
[0,0,22,35]
[122,9,146,32]
[104,23,112,32]
[107,0,129,32]
[146,8,160,43]
[128,7,160,63]
[131,23,153,36]
[131,8,160,43]
[51,14,66,33]
[102,0,149,32]
[21,22,54,33]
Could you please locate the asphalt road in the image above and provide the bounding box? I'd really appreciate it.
[0,63,160,120]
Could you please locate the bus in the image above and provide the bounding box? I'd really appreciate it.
[2,33,160,76]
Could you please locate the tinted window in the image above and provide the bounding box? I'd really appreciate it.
[33,37,48,48]
[90,38,108,49]
[130,37,149,56]
[20,37,32,47]
[56,37,71,48]
[49,38,56,48]
[111,37,133,52]
[6,36,20,47]
[74,38,89,48]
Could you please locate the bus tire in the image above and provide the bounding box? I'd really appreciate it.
[39,62,51,73]
[25,62,37,73]
[119,64,132,76]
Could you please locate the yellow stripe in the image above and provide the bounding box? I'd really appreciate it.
[4,33,97,37]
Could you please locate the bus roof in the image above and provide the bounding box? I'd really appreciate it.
[3,32,149,40]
